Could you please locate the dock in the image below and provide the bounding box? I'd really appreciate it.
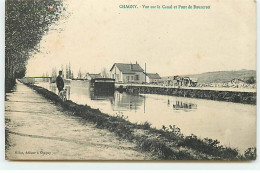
[115,83,256,104]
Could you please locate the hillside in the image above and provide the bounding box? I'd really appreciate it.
[162,70,256,84]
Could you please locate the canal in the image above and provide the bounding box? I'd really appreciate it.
[36,80,256,153]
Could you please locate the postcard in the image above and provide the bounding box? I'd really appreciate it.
[5,0,256,160]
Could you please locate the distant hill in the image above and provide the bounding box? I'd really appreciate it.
[162,70,256,84]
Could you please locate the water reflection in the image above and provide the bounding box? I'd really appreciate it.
[111,92,144,111]
[172,101,197,111]
[36,81,256,152]
[90,89,114,101]
[64,81,145,112]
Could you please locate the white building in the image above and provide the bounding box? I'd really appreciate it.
[110,63,146,83]
[86,73,102,80]
[145,73,161,83]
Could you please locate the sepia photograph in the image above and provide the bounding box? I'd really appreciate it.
[4,0,257,161]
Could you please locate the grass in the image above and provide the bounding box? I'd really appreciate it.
[24,83,257,160]
[178,134,239,160]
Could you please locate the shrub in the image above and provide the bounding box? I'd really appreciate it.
[243,147,256,160]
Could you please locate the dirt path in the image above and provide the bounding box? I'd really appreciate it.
[5,82,152,160]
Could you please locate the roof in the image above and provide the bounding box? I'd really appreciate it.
[110,63,144,73]
[145,73,161,79]
[87,73,102,78]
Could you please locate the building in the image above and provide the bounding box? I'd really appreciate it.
[110,63,146,83]
[86,73,102,80]
[145,73,161,83]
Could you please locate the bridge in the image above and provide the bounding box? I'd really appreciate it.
[20,76,54,84]
[23,76,53,78]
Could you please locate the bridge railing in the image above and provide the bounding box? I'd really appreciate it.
[20,77,53,84]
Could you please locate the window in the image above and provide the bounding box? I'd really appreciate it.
[135,75,139,80]
[131,76,134,80]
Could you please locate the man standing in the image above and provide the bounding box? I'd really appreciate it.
[56,70,64,92]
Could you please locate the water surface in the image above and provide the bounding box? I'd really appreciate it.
[37,80,256,152]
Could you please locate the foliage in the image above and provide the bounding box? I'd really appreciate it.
[101,68,109,78]
[5,0,65,90]
[179,134,239,160]
[141,121,152,130]
[245,76,256,84]
[243,147,256,160]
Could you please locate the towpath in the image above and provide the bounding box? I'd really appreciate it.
[115,83,257,93]
[5,82,151,160]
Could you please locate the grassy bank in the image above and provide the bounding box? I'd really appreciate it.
[24,83,256,160]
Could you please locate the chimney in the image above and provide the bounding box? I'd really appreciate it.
[136,61,138,64]
[130,63,133,71]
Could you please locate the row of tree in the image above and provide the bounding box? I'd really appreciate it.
[59,63,74,79]
[43,63,110,80]
[5,0,65,91]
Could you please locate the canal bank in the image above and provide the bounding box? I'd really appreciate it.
[5,82,153,160]
[20,82,256,160]
[34,80,256,152]
[116,84,256,105]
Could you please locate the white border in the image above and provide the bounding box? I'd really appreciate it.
[0,0,259,170]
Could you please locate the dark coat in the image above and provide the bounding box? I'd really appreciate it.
[56,75,64,91]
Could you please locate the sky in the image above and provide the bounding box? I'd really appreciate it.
[26,0,257,77]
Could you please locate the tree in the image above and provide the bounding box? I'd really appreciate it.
[51,67,57,78]
[63,62,72,79]
[68,62,72,79]
[60,64,64,76]
[65,64,68,79]
[5,0,65,91]
[71,72,74,80]
[246,76,256,84]
[78,69,82,79]
[101,68,109,78]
